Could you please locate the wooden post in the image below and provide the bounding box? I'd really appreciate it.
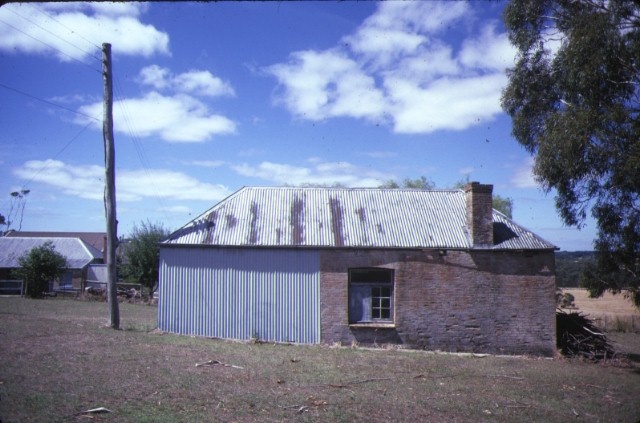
[102,43,120,329]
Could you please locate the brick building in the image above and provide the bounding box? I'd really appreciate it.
[158,183,557,356]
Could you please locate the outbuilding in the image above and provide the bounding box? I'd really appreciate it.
[158,183,557,355]
[0,236,103,293]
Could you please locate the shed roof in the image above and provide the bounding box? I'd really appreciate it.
[5,231,106,253]
[164,187,556,250]
[0,237,103,269]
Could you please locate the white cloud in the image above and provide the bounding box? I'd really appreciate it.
[267,50,385,121]
[188,160,225,168]
[14,159,104,200]
[345,1,469,68]
[267,1,516,134]
[77,92,236,142]
[72,65,237,143]
[0,3,169,61]
[458,23,515,71]
[386,73,507,133]
[232,159,393,187]
[138,65,235,97]
[511,157,539,189]
[158,205,192,214]
[13,159,231,202]
[118,169,230,201]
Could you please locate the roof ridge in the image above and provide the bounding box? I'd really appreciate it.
[243,186,461,192]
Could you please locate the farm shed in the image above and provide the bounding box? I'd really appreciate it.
[158,183,558,356]
[0,237,103,292]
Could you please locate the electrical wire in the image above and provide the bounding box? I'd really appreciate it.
[113,77,173,223]
[0,81,101,122]
[0,17,101,73]
[25,3,103,54]
[3,5,102,65]
[0,118,99,215]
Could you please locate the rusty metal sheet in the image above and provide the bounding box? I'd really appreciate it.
[164,187,556,250]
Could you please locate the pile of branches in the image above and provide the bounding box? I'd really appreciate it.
[556,309,615,361]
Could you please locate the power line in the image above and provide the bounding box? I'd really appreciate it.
[113,77,173,223]
[0,118,98,213]
[3,5,102,64]
[0,81,100,122]
[23,120,97,188]
[26,3,103,54]
[0,17,101,73]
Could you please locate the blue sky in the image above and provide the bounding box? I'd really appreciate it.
[0,1,596,250]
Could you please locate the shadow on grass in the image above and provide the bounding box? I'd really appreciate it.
[122,324,156,333]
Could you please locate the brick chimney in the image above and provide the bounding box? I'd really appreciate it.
[465,182,493,247]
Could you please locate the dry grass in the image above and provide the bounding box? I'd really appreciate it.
[1,297,639,422]
[563,289,640,316]
[561,288,640,333]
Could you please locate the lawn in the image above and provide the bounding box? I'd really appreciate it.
[0,297,639,422]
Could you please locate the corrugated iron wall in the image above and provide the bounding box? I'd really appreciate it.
[158,247,321,344]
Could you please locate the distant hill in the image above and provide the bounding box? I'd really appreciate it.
[555,251,595,288]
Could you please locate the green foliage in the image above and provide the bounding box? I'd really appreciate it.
[123,221,170,298]
[452,178,514,218]
[560,292,575,308]
[17,242,67,298]
[378,176,435,190]
[491,196,513,219]
[502,0,640,305]
[555,251,595,288]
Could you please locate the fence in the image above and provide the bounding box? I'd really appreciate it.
[0,280,24,296]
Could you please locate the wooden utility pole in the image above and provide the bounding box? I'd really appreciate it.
[102,43,120,329]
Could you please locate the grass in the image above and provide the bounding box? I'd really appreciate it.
[561,288,640,332]
[1,297,639,422]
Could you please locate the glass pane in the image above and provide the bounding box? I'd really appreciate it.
[351,268,393,283]
[349,285,369,323]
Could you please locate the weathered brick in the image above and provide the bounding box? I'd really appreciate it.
[320,249,556,356]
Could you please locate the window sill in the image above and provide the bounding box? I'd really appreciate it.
[349,323,396,329]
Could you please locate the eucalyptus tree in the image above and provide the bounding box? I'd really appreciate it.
[502,0,640,305]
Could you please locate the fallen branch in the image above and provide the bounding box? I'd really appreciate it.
[195,359,243,369]
[302,377,392,389]
[556,310,615,361]
[75,406,112,416]
[487,375,525,380]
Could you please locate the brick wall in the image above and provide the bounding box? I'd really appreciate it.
[465,182,494,246]
[320,248,556,356]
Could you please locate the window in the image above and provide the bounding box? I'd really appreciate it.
[348,268,394,324]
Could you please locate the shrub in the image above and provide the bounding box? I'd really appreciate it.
[17,242,67,298]
[562,292,576,308]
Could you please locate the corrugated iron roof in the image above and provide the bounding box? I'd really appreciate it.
[164,187,557,250]
[0,237,103,269]
[4,231,106,253]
